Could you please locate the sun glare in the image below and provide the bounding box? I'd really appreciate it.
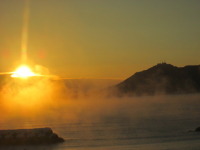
[11,65,36,79]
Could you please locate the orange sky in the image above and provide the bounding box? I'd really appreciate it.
[0,0,200,79]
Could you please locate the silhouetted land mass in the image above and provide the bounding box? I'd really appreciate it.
[115,63,200,96]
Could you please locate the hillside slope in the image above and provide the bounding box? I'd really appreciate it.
[115,63,200,96]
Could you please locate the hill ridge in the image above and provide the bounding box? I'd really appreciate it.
[115,63,200,96]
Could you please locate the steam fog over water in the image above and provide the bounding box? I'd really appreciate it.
[0,0,200,149]
[1,78,200,149]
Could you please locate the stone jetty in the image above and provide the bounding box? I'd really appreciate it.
[0,127,64,145]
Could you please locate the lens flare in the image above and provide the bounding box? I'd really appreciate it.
[11,65,37,79]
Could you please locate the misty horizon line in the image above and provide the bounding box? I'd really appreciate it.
[1,62,200,80]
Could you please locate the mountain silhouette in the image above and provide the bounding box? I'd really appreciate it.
[115,63,200,96]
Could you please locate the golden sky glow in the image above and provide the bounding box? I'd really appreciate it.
[0,0,200,79]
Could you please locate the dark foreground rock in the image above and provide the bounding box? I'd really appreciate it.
[0,127,64,145]
[195,127,200,132]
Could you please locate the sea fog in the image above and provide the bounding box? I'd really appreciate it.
[0,78,200,150]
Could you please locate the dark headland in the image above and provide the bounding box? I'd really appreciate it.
[113,63,200,96]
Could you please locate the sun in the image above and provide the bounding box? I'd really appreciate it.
[11,65,37,79]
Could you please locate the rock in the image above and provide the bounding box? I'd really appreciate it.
[195,127,200,132]
[49,133,64,143]
[0,127,64,145]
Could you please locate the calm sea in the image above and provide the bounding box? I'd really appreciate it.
[1,95,200,150]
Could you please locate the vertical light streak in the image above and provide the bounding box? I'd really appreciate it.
[21,0,30,64]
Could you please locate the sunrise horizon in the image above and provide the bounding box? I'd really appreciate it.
[0,0,200,79]
[1,0,200,150]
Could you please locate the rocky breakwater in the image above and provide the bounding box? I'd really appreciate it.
[0,127,64,145]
